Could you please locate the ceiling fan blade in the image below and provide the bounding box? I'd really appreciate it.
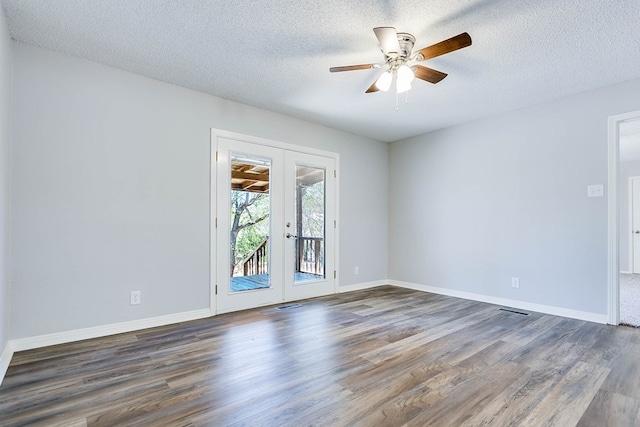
[365,80,380,93]
[330,64,377,72]
[414,32,472,61]
[412,65,448,84]
[373,27,401,56]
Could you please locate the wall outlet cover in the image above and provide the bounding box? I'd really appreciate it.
[130,291,141,305]
[587,184,604,198]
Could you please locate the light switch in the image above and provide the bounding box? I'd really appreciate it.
[587,184,604,198]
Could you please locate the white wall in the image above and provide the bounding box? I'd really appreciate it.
[390,78,640,316]
[619,160,640,273]
[11,43,388,339]
[0,8,11,357]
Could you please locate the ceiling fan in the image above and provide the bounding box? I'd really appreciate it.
[330,27,472,94]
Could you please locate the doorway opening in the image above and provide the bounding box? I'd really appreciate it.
[608,110,640,325]
[618,120,640,326]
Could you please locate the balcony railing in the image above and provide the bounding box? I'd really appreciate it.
[240,237,268,276]
[297,237,324,276]
[237,236,324,277]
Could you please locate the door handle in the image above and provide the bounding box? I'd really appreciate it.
[286,233,298,239]
[635,231,640,234]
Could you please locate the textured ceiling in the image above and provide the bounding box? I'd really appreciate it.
[2,1,640,142]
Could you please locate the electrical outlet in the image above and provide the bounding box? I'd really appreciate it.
[511,277,520,289]
[354,266,360,275]
[587,184,604,198]
[130,291,141,305]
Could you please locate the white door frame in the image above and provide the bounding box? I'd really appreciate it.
[210,129,340,315]
[608,109,640,325]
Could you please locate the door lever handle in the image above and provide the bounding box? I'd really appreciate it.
[635,231,640,234]
[286,233,298,239]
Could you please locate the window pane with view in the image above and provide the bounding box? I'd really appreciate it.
[294,165,325,283]
[229,156,271,292]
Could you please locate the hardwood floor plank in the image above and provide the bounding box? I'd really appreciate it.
[406,361,528,426]
[1,286,638,426]
[424,340,523,398]
[459,368,553,426]
[508,318,584,369]
[599,336,640,398]
[520,361,610,426]
[2,379,169,426]
[577,390,640,427]
[501,312,564,345]
[360,305,499,364]
[313,361,450,425]
[30,417,88,427]
[353,385,446,427]
[580,325,633,365]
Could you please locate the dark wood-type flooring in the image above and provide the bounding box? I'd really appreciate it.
[1,286,639,426]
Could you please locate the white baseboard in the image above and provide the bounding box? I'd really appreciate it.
[389,280,608,324]
[338,280,387,293]
[1,280,609,385]
[0,341,13,386]
[10,308,211,353]
[620,270,632,274]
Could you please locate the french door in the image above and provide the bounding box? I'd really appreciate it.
[284,150,336,301]
[215,136,336,313]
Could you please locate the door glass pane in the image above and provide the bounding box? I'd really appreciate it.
[230,155,271,292]
[294,165,325,283]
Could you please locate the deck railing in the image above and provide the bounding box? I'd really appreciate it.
[240,237,268,276]
[237,235,324,277]
[297,237,324,276]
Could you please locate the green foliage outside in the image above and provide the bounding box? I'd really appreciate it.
[300,182,325,238]
[230,191,269,276]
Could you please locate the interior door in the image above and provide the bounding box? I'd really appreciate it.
[284,151,336,300]
[216,138,284,313]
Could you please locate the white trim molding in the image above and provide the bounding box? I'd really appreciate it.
[338,280,388,293]
[211,128,340,159]
[390,280,608,324]
[10,309,211,353]
[0,342,13,386]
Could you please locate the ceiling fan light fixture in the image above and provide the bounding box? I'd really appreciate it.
[375,71,393,92]
[396,65,414,94]
[396,79,412,94]
[397,65,414,83]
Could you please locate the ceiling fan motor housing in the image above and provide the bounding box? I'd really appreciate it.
[395,33,415,60]
[384,32,416,71]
